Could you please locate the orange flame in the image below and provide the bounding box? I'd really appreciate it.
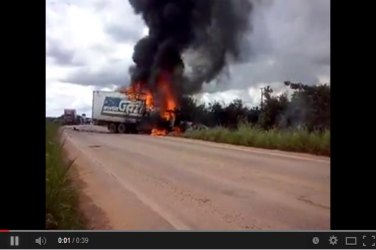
[151,128,168,136]
[124,71,178,136]
[156,71,177,121]
[122,81,154,110]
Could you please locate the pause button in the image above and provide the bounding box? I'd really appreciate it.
[10,236,19,246]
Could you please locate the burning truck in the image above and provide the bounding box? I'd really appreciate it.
[92,70,181,135]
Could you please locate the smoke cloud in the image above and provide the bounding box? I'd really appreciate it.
[128,0,254,95]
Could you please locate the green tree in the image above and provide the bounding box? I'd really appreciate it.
[285,81,330,131]
[258,86,288,129]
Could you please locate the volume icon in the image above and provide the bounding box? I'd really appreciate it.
[35,237,47,245]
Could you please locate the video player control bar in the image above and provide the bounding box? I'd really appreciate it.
[0,231,375,249]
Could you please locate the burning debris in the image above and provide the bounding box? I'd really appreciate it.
[124,0,254,135]
[151,128,168,137]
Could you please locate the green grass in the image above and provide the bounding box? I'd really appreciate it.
[46,121,85,229]
[183,123,330,156]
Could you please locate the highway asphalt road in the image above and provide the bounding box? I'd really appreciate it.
[62,125,330,230]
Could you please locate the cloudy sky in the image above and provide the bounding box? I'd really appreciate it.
[46,0,330,117]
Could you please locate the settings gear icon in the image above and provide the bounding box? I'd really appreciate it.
[329,235,338,245]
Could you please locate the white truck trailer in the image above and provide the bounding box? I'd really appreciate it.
[92,90,161,133]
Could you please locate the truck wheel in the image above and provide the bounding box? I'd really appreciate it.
[108,123,117,133]
[117,123,127,133]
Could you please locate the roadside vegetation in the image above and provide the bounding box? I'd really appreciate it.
[179,81,330,156]
[183,124,330,156]
[46,121,85,229]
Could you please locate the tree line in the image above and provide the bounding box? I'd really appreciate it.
[177,81,330,132]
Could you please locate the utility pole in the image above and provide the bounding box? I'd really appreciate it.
[260,87,264,109]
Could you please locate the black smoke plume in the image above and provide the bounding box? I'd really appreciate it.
[128,0,253,96]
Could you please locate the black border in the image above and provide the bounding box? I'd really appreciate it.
[1,0,375,233]
[1,0,46,229]
[330,0,375,230]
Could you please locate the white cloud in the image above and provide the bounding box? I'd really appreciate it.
[47,4,106,50]
[196,90,245,106]
[318,75,331,84]
[46,0,145,116]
